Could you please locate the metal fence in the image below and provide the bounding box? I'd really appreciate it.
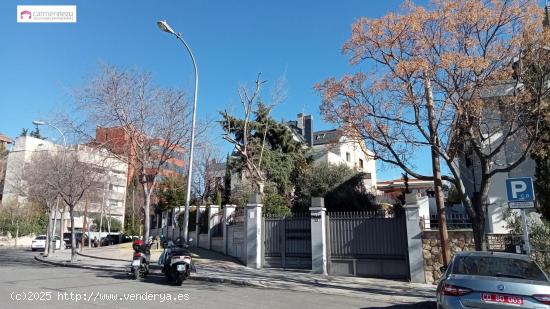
[227,207,245,226]
[263,212,311,269]
[211,212,224,238]
[327,211,409,279]
[486,233,523,252]
[328,211,407,258]
[422,214,472,230]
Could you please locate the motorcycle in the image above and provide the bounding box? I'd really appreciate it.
[160,239,193,285]
[129,239,151,281]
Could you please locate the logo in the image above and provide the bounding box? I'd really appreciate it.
[20,10,31,20]
[17,5,76,23]
[497,284,505,291]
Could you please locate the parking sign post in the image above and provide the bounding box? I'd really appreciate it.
[506,177,535,255]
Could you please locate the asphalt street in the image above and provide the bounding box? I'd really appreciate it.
[0,249,435,309]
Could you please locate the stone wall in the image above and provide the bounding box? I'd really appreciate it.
[422,230,476,284]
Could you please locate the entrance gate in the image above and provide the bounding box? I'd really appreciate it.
[262,213,311,269]
[327,211,409,279]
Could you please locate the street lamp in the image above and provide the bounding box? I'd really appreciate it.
[157,20,198,245]
[32,120,67,147]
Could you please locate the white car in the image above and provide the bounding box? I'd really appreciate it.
[31,235,61,251]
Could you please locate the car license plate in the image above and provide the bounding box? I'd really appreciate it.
[177,264,185,271]
[131,259,141,266]
[481,293,523,305]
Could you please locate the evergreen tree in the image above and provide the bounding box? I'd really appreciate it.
[222,154,232,205]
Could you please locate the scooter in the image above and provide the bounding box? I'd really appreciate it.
[160,239,193,285]
[129,239,151,281]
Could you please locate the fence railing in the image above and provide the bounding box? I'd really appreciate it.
[421,214,472,230]
[328,211,407,258]
[227,207,245,226]
[328,210,392,219]
[211,212,224,238]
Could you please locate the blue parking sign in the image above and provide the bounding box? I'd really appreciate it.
[506,177,535,202]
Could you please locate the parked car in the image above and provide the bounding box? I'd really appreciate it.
[63,232,88,248]
[31,235,61,251]
[101,234,121,246]
[437,251,550,308]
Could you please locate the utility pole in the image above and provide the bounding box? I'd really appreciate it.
[425,76,451,266]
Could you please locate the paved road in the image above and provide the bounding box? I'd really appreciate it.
[0,249,434,309]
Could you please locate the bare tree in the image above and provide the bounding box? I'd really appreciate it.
[220,73,287,194]
[74,64,196,241]
[24,152,60,255]
[316,0,547,250]
[192,143,223,204]
[37,148,107,261]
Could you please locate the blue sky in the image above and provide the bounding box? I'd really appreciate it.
[0,0,434,181]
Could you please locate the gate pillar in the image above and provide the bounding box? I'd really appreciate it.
[404,195,427,283]
[223,205,236,255]
[310,197,328,275]
[208,205,220,250]
[245,194,263,269]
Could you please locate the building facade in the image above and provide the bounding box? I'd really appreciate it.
[1,136,128,232]
[95,126,186,184]
[289,114,377,192]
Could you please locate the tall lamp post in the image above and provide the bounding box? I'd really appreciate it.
[157,20,198,244]
[32,120,67,252]
[32,120,67,148]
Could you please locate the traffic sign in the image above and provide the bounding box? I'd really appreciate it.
[505,177,535,255]
[506,177,535,209]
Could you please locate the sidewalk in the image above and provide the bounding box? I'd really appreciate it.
[34,246,436,304]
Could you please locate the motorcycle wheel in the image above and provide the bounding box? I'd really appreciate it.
[175,276,183,286]
[133,267,140,281]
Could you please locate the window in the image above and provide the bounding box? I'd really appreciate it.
[359,159,364,169]
[108,199,122,209]
[346,152,351,162]
[109,184,125,193]
[452,255,547,282]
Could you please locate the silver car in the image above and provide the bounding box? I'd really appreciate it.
[437,251,550,308]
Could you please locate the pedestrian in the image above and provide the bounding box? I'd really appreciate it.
[160,233,166,248]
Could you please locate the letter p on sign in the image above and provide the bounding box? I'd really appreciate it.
[506,178,535,202]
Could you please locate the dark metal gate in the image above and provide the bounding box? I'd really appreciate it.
[262,213,311,269]
[327,211,409,279]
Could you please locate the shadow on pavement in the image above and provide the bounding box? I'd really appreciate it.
[96,269,232,290]
[362,301,436,308]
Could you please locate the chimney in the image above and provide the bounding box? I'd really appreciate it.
[296,113,304,134]
[304,115,313,146]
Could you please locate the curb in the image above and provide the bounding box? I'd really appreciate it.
[77,251,131,262]
[34,255,126,273]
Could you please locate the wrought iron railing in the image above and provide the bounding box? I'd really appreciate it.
[421,214,473,230]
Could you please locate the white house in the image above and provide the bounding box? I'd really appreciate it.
[288,114,377,192]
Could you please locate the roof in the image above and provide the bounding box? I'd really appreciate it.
[0,134,13,144]
[312,129,342,146]
[210,162,226,171]
[377,178,434,188]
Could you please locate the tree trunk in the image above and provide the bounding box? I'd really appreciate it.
[425,76,451,265]
[51,205,58,252]
[82,199,87,252]
[143,185,151,241]
[45,210,51,256]
[99,208,103,248]
[70,207,76,262]
[471,214,487,251]
[15,222,19,248]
